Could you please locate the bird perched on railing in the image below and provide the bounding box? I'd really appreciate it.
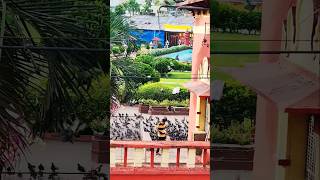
[27,163,37,179]
[77,163,86,173]
[38,163,45,177]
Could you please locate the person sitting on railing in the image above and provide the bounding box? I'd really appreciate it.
[156,117,168,155]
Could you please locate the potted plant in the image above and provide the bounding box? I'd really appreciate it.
[90,118,109,163]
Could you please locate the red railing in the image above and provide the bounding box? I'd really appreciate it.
[110,141,210,169]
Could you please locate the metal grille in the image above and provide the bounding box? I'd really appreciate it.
[306,116,318,180]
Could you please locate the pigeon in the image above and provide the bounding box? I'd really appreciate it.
[38,164,44,171]
[51,162,58,172]
[27,163,37,179]
[77,163,86,172]
[6,167,14,175]
[28,163,36,172]
[38,163,44,177]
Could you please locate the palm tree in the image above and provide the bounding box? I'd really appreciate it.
[0,0,107,169]
[110,12,137,108]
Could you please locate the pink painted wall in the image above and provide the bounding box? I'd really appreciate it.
[253,0,292,179]
[188,13,210,140]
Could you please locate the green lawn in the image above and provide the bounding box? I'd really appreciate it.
[159,71,191,87]
[211,32,260,81]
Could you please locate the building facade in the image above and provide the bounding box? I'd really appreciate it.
[222,0,319,179]
[181,0,210,142]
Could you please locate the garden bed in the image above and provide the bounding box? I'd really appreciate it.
[43,133,94,142]
[148,106,189,115]
[212,144,254,171]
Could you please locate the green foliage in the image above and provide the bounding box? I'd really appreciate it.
[154,58,172,75]
[123,0,141,16]
[142,0,153,15]
[112,58,160,103]
[148,45,191,56]
[74,75,109,128]
[211,119,254,145]
[89,118,109,134]
[111,45,125,54]
[211,0,261,34]
[160,58,192,71]
[115,4,126,15]
[139,99,190,107]
[136,83,189,102]
[135,54,155,66]
[213,81,257,129]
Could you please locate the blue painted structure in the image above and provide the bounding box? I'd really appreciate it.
[131,30,165,48]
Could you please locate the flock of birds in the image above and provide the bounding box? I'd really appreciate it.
[110,113,188,141]
[3,162,107,180]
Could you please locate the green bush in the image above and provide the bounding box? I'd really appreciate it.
[111,45,125,54]
[213,80,257,128]
[135,54,155,66]
[154,58,172,75]
[139,99,190,107]
[112,46,121,54]
[136,83,189,102]
[149,45,191,56]
[211,119,254,145]
[159,99,189,107]
[133,61,160,82]
[154,57,192,72]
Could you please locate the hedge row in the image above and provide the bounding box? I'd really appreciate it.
[135,83,189,102]
[135,55,191,73]
[148,45,191,56]
[138,99,190,107]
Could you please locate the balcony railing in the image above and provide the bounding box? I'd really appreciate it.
[110,141,210,169]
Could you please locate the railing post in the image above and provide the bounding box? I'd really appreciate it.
[161,148,170,167]
[134,148,144,167]
[110,148,116,167]
[176,148,180,167]
[150,148,155,168]
[187,148,196,168]
[203,149,207,167]
[124,147,128,167]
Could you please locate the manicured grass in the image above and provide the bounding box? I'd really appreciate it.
[211,32,260,81]
[167,71,191,79]
[159,71,191,87]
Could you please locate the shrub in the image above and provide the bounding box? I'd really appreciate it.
[135,54,155,66]
[154,57,192,72]
[211,119,254,145]
[139,99,190,107]
[213,80,257,128]
[149,45,191,56]
[154,58,172,75]
[111,45,121,54]
[181,63,192,71]
[159,99,190,107]
[132,61,160,83]
[136,83,189,102]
